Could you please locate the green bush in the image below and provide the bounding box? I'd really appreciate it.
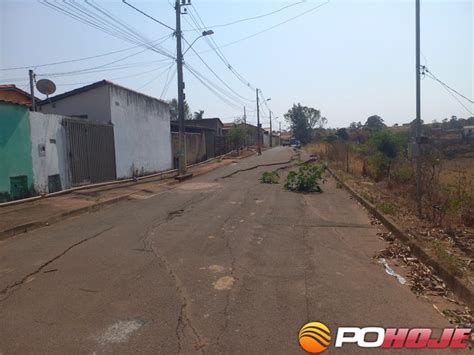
[284,164,325,192]
[260,171,279,184]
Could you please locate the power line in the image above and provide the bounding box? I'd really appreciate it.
[187,6,256,90]
[138,63,176,90]
[182,36,253,104]
[184,64,243,110]
[40,0,175,60]
[424,67,473,104]
[122,0,174,31]
[37,48,172,77]
[426,72,473,115]
[201,0,330,52]
[0,35,171,71]
[183,0,307,31]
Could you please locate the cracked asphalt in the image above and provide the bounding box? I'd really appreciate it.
[0,147,454,354]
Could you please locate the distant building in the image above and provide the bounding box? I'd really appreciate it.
[463,125,474,141]
[185,117,224,136]
[40,80,172,179]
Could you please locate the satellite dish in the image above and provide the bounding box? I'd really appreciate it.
[36,79,56,96]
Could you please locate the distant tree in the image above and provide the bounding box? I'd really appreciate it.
[335,128,349,140]
[365,115,386,130]
[284,103,326,144]
[193,110,204,120]
[350,121,363,130]
[169,98,191,120]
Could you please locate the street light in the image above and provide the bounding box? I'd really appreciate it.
[183,30,214,55]
[176,28,214,178]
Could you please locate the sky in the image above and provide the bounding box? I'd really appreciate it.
[1,0,472,129]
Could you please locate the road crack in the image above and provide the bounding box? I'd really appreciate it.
[0,226,113,302]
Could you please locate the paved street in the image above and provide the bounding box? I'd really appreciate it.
[0,147,452,354]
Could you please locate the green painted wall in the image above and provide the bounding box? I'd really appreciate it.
[0,102,33,201]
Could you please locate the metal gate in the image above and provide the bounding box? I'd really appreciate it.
[63,118,117,186]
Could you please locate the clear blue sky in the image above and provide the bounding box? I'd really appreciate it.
[1,0,472,129]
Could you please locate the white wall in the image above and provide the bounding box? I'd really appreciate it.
[40,84,111,123]
[29,112,70,193]
[109,85,172,178]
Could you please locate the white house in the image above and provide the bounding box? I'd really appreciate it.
[40,80,173,179]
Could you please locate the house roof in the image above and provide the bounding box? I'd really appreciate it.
[0,84,40,105]
[199,117,224,126]
[42,80,169,106]
[463,125,474,129]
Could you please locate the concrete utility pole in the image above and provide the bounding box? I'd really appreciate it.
[256,89,261,155]
[415,0,422,215]
[269,111,273,148]
[279,122,282,146]
[175,0,187,176]
[29,69,36,112]
[243,106,246,124]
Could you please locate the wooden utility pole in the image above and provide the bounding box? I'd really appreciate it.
[256,89,261,155]
[29,69,36,112]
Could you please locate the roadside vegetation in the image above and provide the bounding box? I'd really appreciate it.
[306,114,474,282]
[284,164,325,192]
[260,171,279,184]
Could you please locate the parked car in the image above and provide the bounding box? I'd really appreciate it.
[289,138,301,148]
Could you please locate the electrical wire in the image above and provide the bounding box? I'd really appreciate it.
[40,0,175,60]
[122,0,174,31]
[200,0,330,52]
[182,36,253,104]
[160,64,177,98]
[183,0,308,31]
[0,34,171,71]
[138,63,176,90]
[426,72,473,115]
[424,67,473,104]
[184,64,243,110]
[187,6,255,90]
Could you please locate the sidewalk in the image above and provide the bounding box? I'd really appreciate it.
[0,156,240,239]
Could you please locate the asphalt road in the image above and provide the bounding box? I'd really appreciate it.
[0,147,455,354]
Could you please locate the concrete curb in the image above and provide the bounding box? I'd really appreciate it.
[0,194,132,241]
[327,168,474,308]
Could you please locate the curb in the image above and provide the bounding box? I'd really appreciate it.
[0,194,132,241]
[328,168,474,308]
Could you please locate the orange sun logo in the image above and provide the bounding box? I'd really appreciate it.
[298,322,332,353]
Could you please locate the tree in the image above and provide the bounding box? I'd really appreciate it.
[169,98,191,120]
[335,128,349,140]
[228,119,249,153]
[367,129,402,182]
[365,115,385,130]
[284,103,326,144]
[193,110,204,120]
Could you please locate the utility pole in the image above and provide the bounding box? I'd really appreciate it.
[256,88,261,155]
[175,0,187,176]
[243,106,246,124]
[269,111,273,148]
[29,69,36,112]
[415,0,422,215]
